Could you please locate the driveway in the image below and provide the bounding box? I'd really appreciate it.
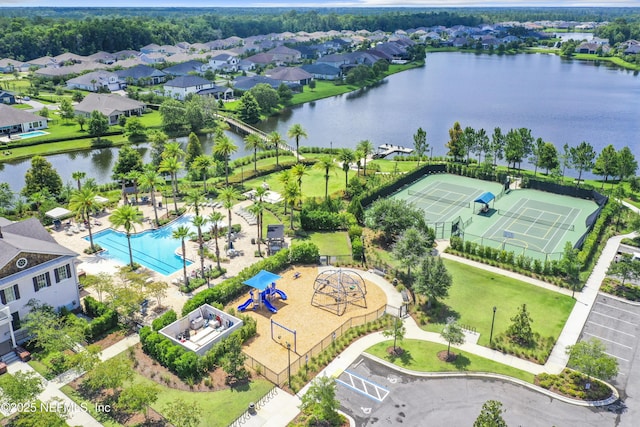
[336,356,618,427]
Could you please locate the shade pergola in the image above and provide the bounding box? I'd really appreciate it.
[242,270,281,291]
[45,207,72,219]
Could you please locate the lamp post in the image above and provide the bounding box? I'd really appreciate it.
[241,167,244,185]
[489,306,497,345]
[286,342,292,388]
[430,146,433,164]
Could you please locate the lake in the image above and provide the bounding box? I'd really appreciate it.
[1,52,638,192]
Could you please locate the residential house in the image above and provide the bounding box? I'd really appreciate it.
[238,58,257,72]
[316,53,352,69]
[113,50,140,60]
[575,42,610,54]
[53,52,86,66]
[265,67,313,86]
[266,46,302,64]
[300,63,341,80]
[74,93,146,125]
[139,53,167,65]
[0,217,81,358]
[196,85,234,100]
[115,65,168,86]
[244,52,276,67]
[164,75,214,101]
[0,91,16,105]
[163,60,208,77]
[66,70,120,92]
[0,59,28,73]
[87,51,116,64]
[140,43,162,54]
[27,56,57,69]
[0,104,48,136]
[207,53,239,72]
[233,75,289,91]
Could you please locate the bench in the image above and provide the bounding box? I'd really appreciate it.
[293,272,301,279]
[14,346,31,362]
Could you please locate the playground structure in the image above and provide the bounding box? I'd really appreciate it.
[238,270,288,313]
[311,269,367,316]
[271,319,297,353]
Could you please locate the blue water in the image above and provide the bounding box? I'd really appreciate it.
[18,130,48,139]
[87,215,197,275]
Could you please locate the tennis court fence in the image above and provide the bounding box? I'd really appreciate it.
[460,231,564,262]
[496,209,575,231]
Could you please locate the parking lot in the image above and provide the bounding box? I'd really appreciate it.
[579,294,640,392]
[336,355,618,426]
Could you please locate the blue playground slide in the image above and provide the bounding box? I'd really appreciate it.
[237,298,254,312]
[261,292,278,313]
[274,289,288,300]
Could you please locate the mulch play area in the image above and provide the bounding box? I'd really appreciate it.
[229,266,387,374]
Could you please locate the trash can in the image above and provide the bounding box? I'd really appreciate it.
[248,402,256,415]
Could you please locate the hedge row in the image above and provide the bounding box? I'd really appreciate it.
[152,310,177,331]
[300,209,356,231]
[139,315,257,382]
[83,296,119,342]
[445,162,509,184]
[577,202,615,268]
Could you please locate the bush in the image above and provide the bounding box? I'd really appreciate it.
[352,238,364,261]
[152,310,177,331]
[289,241,320,264]
[83,296,119,341]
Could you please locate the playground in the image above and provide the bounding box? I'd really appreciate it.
[229,266,387,375]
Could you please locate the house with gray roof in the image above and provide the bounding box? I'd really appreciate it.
[164,75,214,100]
[0,91,16,105]
[301,63,341,80]
[163,60,207,77]
[115,65,168,86]
[266,67,313,85]
[0,59,28,73]
[66,70,120,92]
[0,217,81,358]
[0,104,48,136]
[74,93,146,125]
[233,75,289,91]
[208,53,239,72]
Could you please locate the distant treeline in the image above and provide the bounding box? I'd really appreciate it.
[0,8,639,61]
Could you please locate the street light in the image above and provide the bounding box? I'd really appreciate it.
[286,342,292,388]
[489,306,497,345]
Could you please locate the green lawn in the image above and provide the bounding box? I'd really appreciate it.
[366,339,535,383]
[27,358,52,378]
[60,385,122,427]
[296,231,351,256]
[369,159,421,173]
[422,259,575,347]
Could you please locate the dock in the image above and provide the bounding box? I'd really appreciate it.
[374,144,414,158]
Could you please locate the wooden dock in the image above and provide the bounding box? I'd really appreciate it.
[214,113,296,155]
[374,144,414,158]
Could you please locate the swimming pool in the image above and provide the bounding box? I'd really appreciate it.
[18,130,49,139]
[87,215,198,276]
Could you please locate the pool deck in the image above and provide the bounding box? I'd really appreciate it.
[50,198,289,318]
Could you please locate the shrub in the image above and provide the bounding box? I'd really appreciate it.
[152,310,177,331]
[352,238,364,261]
[289,241,320,264]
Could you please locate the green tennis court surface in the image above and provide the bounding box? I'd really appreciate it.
[390,174,599,261]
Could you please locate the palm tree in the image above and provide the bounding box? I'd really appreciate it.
[268,131,284,169]
[247,201,264,256]
[287,123,307,162]
[109,205,143,268]
[184,189,206,217]
[254,186,268,240]
[162,141,185,160]
[314,156,337,201]
[138,166,164,227]
[71,171,86,191]
[69,186,99,251]
[284,181,301,229]
[191,215,208,286]
[291,163,308,200]
[277,170,292,214]
[244,133,264,173]
[207,211,224,272]
[356,140,374,176]
[158,155,183,213]
[219,186,240,246]
[172,225,192,287]
[126,170,142,204]
[337,148,356,189]
[213,134,238,186]
[191,155,215,194]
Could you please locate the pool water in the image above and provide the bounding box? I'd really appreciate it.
[87,215,198,275]
[19,130,49,139]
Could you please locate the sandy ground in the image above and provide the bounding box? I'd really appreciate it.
[230,266,387,374]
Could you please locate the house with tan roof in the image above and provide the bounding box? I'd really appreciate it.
[265,67,313,86]
[66,70,120,92]
[74,93,146,125]
[0,104,48,136]
[0,59,28,73]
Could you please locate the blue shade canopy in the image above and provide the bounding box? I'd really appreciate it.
[474,192,495,204]
[243,270,282,291]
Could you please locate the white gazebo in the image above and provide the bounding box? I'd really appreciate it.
[45,207,72,219]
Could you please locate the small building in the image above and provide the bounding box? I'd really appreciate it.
[159,304,243,356]
[0,104,48,136]
[74,93,146,125]
[0,91,16,105]
[266,224,285,255]
[0,217,81,358]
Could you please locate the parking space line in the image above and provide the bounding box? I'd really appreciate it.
[337,370,390,403]
[595,301,640,316]
[604,351,630,363]
[583,332,633,349]
[591,311,637,326]
[586,320,636,338]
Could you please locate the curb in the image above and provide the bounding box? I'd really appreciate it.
[361,352,619,407]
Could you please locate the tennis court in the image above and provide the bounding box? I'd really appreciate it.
[482,198,580,254]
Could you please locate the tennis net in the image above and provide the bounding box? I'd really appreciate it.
[497,209,575,231]
[408,190,470,208]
